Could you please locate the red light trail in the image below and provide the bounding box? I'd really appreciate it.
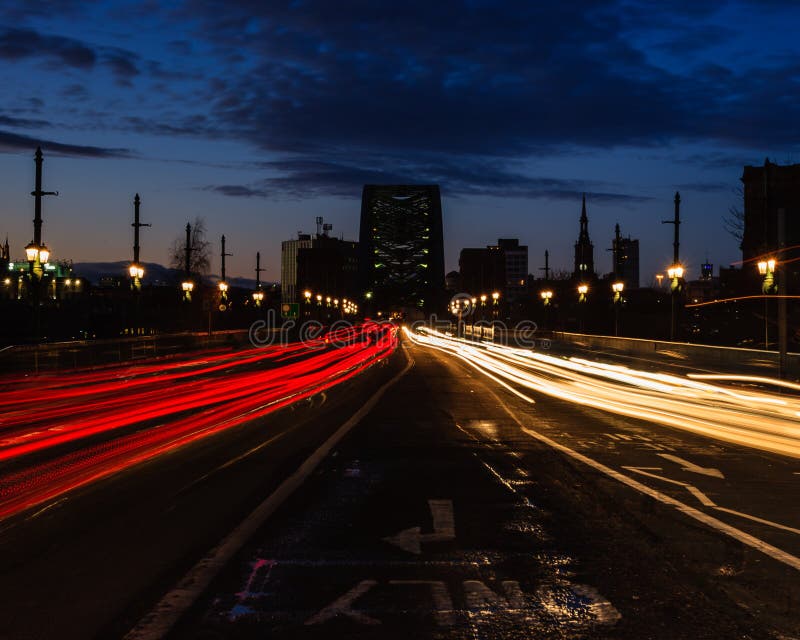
[0,322,398,521]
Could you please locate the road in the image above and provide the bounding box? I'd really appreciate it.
[1,326,798,639]
[164,329,798,639]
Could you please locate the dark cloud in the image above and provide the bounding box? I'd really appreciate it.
[203,184,270,197]
[0,114,50,129]
[207,157,650,203]
[102,49,140,85]
[0,129,132,158]
[0,26,95,68]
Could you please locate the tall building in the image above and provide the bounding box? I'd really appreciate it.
[573,194,595,280]
[297,236,359,300]
[614,235,640,290]
[459,245,505,296]
[497,238,528,302]
[358,185,445,313]
[281,233,314,302]
[741,160,800,288]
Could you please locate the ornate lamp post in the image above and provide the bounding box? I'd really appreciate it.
[666,265,684,340]
[757,258,777,350]
[612,281,624,337]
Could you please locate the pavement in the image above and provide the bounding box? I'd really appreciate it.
[164,337,800,640]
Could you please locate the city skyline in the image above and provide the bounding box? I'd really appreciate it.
[2,1,800,281]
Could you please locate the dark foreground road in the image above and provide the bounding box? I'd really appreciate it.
[162,338,799,640]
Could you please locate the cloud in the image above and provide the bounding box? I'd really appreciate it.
[0,114,51,129]
[102,49,140,85]
[0,26,95,68]
[0,129,132,158]
[203,184,271,197]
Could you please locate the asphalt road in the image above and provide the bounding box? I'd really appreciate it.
[1,331,798,639]
[166,336,800,639]
[0,342,399,640]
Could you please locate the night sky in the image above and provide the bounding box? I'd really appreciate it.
[1,1,799,283]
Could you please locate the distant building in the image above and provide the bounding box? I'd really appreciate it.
[297,235,359,301]
[614,236,640,290]
[281,233,314,302]
[445,270,461,293]
[497,238,528,302]
[573,195,595,280]
[358,185,445,313]
[459,245,506,296]
[741,159,800,290]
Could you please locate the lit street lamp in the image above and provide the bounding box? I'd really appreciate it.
[540,289,553,305]
[612,281,624,337]
[181,280,194,302]
[577,283,589,331]
[666,264,683,340]
[757,258,777,349]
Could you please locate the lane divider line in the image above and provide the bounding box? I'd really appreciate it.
[124,347,414,640]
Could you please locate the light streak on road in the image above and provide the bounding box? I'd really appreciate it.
[404,327,800,459]
[0,323,398,521]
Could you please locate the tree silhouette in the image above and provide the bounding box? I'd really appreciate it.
[169,216,211,276]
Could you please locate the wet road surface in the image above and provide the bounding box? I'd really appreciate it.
[168,339,800,639]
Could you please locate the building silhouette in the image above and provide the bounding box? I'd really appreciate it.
[297,236,359,301]
[459,245,505,296]
[741,159,800,289]
[358,185,445,313]
[281,233,315,303]
[573,194,595,280]
[612,228,640,290]
[497,238,528,302]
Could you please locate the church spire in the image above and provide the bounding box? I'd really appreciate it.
[573,194,595,279]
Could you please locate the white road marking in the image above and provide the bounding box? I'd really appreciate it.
[383,499,455,554]
[604,433,622,441]
[713,507,800,536]
[124,348,414,640]
[305,580,380,626]
[658,453,725,479]
[687,486,717,507]
[615,433,633,441]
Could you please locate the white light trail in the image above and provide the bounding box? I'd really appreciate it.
[404,327,800,459]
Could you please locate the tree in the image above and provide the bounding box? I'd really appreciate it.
[169,216,212,276]
[722,185,744,246]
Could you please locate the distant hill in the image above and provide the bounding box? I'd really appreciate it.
[71,261,266,289]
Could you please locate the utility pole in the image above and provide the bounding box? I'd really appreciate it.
[184,222,192,278]
[255,251,264,289]
[31,147,58,248]
[662,191,681,265]
[663,192,682,341]
[777,207,788,378]
[220,235,232,282]
[539,250,550,281]
[132,194,151,265]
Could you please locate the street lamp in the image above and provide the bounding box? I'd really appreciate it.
[181,279,194,302]
[218,281,228,293]
[666,264,684,340]
[757,258,777,349]
[612,281,624,337]
[252,290,264,307]
[540,289,553,305]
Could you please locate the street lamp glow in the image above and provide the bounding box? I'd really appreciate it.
[38,245,49,264]
[480,294,487,303]
[757,258,777,276]
[129,264,144,279]
[181,281,194,292]
[491,291,500,302]
[667,265,684,280]
[577,284,588,295]
[218,281,228,292]
[612,281,624,293]
[540,290,553,300]
[252,290,264,301]
[25,242,38,262]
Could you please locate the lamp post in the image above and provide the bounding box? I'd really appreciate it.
[491,291,500,319]
[667,265,684,340]
[540,289,553,331]
[612,281,624,337]
[757,258,777,350]
[577,284,588,332]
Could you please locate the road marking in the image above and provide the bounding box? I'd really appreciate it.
[687,486,716,507]
[124,349,414,640]
[305,580,380,626]
[615,433,633,441]
[713,507,800,536]
[604,433,622,441]
[622,467,687,487]
[383,499,455,554]
[468,384,800,572]
[658,453,725,479]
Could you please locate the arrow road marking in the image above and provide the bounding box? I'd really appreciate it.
[383,499,455,555]
[658,453,725,479]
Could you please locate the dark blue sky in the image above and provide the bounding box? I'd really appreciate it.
[1,0,799,282]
